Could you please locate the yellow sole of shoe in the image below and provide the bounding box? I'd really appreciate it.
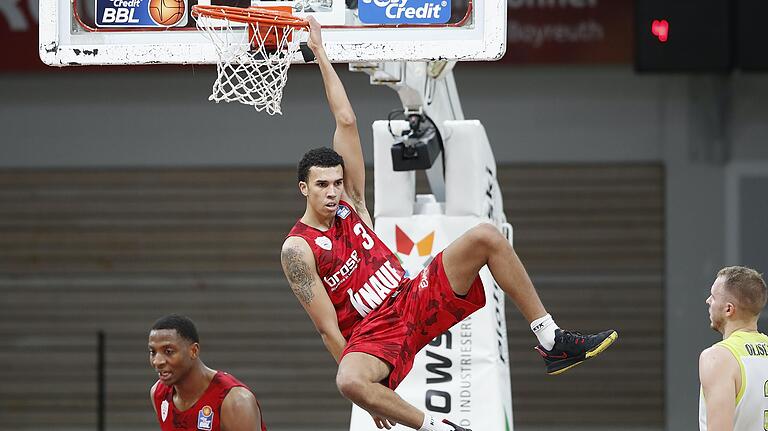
[548,330,618,376]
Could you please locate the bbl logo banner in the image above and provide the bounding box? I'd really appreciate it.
[96,0,188,27]
[359,0,450,24]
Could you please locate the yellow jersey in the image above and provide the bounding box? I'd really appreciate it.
[699,330,768,431]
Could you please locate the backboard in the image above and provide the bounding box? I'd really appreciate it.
[39,0,506,66]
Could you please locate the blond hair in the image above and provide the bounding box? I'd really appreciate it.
[718,266,768,317]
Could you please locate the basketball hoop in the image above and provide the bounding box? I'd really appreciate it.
[191,5,309,115]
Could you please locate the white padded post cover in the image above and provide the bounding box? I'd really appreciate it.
[350,215,514,431]
[352,118,513,431]
[443,120,505,226]
[373,120,415,218]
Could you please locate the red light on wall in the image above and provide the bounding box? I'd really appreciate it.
[651,19,669,42]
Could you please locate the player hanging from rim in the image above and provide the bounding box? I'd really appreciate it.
[149,314,266,431]
[280,17,619,431]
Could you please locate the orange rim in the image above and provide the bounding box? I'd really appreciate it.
[191,5,309,29]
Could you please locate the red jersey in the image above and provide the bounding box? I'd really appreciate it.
[286,200,406,339]
[152,371,266,431]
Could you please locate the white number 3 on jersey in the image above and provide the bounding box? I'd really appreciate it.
[353,223,375,250]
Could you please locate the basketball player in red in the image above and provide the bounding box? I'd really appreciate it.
[281,18,618,431]
[149,314,266,431]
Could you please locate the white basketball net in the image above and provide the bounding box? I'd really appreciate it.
[194,11,305,115]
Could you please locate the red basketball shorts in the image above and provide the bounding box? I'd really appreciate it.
[341,251,486,390]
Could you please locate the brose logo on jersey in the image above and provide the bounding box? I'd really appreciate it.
[324,250,361,290]
[359,0,450,24]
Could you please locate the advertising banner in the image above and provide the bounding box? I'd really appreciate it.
[352,118,513,430]
[358,0,451,24]
[2,0,635,70]
[349,215,513,431]
[1,0,42,70]
[504,0,633,64]
[94,0,188,27]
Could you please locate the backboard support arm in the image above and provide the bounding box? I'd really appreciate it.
[350,61,464,202]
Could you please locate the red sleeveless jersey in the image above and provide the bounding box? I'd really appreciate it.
[286,200,406,339]
[152,371,266,431]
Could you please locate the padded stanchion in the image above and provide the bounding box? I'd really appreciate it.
[443,120,504,224]
[373,120,416,219]
[352,119,514,431]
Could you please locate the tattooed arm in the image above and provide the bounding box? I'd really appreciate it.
[280,236,347,363]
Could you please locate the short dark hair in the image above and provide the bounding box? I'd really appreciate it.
[151,314,200,344]
[297,147,345,183]
[718,266,768,316]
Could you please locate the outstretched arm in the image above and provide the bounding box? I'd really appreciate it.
[306,17,370,227]
[699,346,738,431]
[281,236,347,362]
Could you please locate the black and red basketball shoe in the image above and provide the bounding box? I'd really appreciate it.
[442,419,471,431]
[534,328,618,375]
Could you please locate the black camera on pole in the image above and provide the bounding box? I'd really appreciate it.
[390,112,443,172]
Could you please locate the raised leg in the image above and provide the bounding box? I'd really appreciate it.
[441,223,618,375]
[441,223,546,323]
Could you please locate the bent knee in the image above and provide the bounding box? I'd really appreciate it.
[336,370,369,403]
[470,223,505,249]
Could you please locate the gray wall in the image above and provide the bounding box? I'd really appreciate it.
[2,64,768,430]
[0,65,665,167]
